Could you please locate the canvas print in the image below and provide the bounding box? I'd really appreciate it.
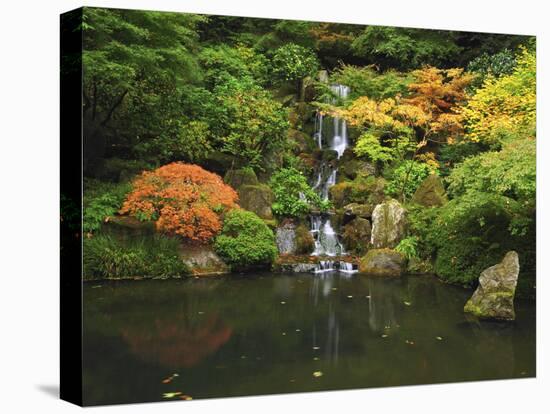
[60,6,536,406]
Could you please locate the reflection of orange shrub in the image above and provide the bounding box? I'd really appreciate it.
[121,315,232,368]
[120,163,239,243]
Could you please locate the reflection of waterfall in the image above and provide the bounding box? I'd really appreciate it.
[309,83,356,274]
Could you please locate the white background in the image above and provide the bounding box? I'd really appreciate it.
[0,0,548,412]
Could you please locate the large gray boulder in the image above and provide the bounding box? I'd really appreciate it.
[464,251,520,321]
[370,199,407,249]
[359,248,406,276]
[276,221,297,255]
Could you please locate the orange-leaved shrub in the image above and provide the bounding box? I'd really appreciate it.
[120,163,239,243]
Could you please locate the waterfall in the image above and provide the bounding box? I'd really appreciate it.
[309,83,357,274]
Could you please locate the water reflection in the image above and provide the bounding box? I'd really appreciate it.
[83,273,535,406]
[120,313,232,368]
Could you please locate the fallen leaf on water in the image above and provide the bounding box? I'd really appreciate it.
[282,332,287,336]
[381,334,388,338]
[405,340,415,345]
[180,395,193,401]
[162,392,182,399]
[240,355,247,359]
[92,285,102,289]
[312,346,320,350]
[198,311,204,315]
[365,295,371,299]
[404,301,412,306]
[347,295,353,299]
[313,371,323,378]
[280,301,286,305]
[332,287,338,291]
[162,378,172,384]
[313,357,320,361]
[436,336,443,341]
[290,379,296,382]
[295,329,301,332]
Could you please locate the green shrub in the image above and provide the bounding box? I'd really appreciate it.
[271,43,319,84]
[385,161,432,201]
[395,236,419,260]
[83,180,132,233]
[270,168,329,217]
[83,235,189,280]
[214,209,278,270]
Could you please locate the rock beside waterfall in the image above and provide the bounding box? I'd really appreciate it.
[237,184,274,220]
[276,221,297,255]
[370,199,407,249]
[329,177,386,209]
[464,251,520,321]
[342,218,371,255]
[343,203,374,219]
[411,174,448,207]
[359,249,406,276]
[295,224,315,255]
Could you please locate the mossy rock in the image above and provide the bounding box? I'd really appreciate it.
[329,176,387,209]
[359,248,406,276]
[179,243,230,276]
[295,224,315,255]
[411,174,448,207]
[238,184,274,220]
[224,168,258,189]
[339,159,376,181]
[342,217,371,255]
[370,198,407,249]
[343,203,375,220]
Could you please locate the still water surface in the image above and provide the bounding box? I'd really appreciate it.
[83,273,535,406]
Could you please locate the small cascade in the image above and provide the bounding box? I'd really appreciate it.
[308,82,356,274]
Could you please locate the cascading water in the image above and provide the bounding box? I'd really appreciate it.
[310,83,357,274]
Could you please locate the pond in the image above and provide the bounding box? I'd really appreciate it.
[82,272,535,406]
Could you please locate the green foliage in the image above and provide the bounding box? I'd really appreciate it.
[407,191,535,296]
[82,7,205,155]
[136,120,213,164]
[214,209,278,270]
[438,141,489,177]
[354,129,414,165]
[395,236,419,260]
[83,180,131,233]
[460,48,536,144]
[199,44,269,87]
[351,27,461,70]
[467,48,517,88]
[271,43,320,83]
[214,79,289,171]
[270,168,329,217]
[83,234,189,279]
[385,161,433,200]
[447,138,536,205]
[331,65,412,100]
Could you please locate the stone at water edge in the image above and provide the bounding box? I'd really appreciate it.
[359,248,406,277]
[464,251,520,321]
[411,174,448,207]
[370,199,407,249]
[179,244,230,276]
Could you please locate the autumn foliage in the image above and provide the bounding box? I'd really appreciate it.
[120,163,239,242]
